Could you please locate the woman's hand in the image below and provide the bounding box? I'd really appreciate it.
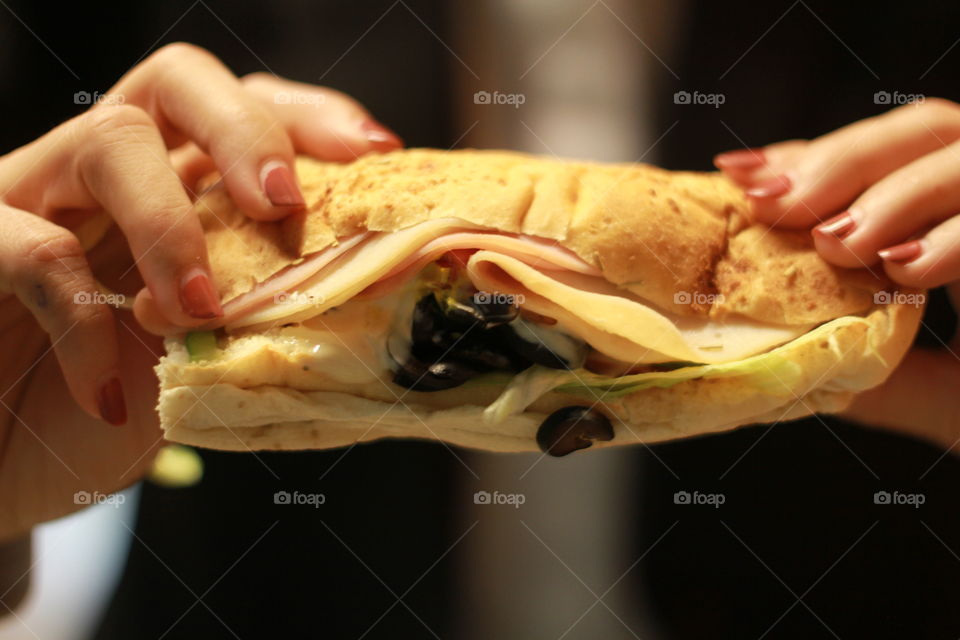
[0,42,402,540]
[713,98,960,451]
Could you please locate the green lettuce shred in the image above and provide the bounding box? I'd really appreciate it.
[482,315,874,424]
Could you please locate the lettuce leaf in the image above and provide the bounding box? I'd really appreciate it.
[482,315,874,424]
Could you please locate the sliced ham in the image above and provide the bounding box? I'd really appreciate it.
[210,232,370,328]
[215,222,601,328]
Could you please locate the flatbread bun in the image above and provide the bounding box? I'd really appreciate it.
[158,149,924,453]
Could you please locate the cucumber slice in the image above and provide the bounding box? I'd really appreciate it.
[185,331,219,363]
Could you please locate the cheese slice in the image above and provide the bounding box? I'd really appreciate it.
[465,251,811,365]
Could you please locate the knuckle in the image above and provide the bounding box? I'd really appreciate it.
[208,102,285,156]
[82,104,156,144]
[240,71,274,87]
[146,42,216,70]
[913,97,960,127]
[12,230,98,318]
[223,101,275,131]
[21,229,85,270]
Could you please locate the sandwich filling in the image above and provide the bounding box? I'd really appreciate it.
[177,217,875,451]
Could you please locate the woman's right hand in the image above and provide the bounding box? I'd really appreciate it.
[713,98,960,451]
[0,42,402,540]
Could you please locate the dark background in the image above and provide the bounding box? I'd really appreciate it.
[2,1,959,638]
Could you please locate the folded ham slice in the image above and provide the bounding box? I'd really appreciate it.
[217,218,600,329]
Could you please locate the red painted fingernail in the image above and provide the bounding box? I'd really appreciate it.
[97,377,127,426]
[878,240,923,264]
[813,211,856,240]
[360,120,403,152]
[179,266,223,319]
[745,174,792,199]
[714,148,766,170]
[260,160,305,208]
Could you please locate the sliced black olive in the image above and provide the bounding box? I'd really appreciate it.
[392,355,476,391]
[489,325,569,369]
[410,294,447,347]
[447,337,531,372]
[443,296,519,329]
[409,294,528,372]
[536,406,614,456]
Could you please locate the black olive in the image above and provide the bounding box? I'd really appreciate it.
[444,296,519,329]
[392,355,477,391]
[447,337,531,372]
[536,406,614,456]
[489,325,569,369]
[410,294,447,347]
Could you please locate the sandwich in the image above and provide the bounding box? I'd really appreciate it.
[155,149,924,455]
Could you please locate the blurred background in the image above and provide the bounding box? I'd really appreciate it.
[1,0,959,638]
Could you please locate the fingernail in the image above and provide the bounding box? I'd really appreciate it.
[360,120,403,152]
[96,377,127,426]
[813,211,856,240]
[260,160,305,208]
[745,174,792,199]
[714,148,766,170]
[179,266,223,319]
[878,240,924,264]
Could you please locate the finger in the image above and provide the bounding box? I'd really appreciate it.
[714,140,808,187]
[811,141,960,269]
[132,288,175,336]
[242,73,403,161]
[0,205,125,425]
[724,99,960,228]
[168,143,216,195]
[109,43,304,221]
[2,105,223,327]
[877,213,960,289]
